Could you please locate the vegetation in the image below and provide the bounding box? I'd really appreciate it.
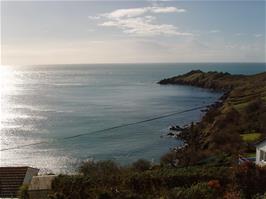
[241,133,261,143]
[46,70,266,199]
[18,185,29,199]
[47,160,266,199]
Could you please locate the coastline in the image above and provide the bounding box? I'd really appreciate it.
[158,70,266,162]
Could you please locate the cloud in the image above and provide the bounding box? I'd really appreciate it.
[101,6,186,19]
[91,6,191,37]
[210,30,220,33]
[100,17,192,36]
[103,8,148,19]
[151,7,186,13]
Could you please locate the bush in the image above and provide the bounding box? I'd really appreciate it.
[50,175,91,199]
[209,124,242,155]
[252,193,266,199]
[160,151,178,167]
[223,189,241,199]
[79,160,121,178]
[131,159,151,172]
[234,162,266,199]
[18,185,29,199]
[168,183,217,199]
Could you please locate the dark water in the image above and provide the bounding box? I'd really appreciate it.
[1,63,265,173]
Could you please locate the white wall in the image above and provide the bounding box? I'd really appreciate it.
[23,167,39,184]
[256,143,266,165]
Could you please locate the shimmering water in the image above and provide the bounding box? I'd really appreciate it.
[0,63,265,173]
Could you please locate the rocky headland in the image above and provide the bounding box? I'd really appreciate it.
[159,70,266,160]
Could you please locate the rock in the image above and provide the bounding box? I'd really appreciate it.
[169,125,183,131]
[167,132,175,136]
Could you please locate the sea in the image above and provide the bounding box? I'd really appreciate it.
[0,63,265,173]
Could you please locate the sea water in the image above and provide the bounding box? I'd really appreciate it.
[1,63,265,173]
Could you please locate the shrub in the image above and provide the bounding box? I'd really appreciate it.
[131,159,151,172]
[252,193,266,199]
[168,183,217,199]
[207,180,221,190]
[234,162,266,199]
[160,151,178,167]
[223,190,241,199]
[50,175,91,199]
[18,185,29,199]
[209,124,242,155]
[79,160,121,178]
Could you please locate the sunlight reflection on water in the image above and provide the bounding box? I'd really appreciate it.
[1,65,15,131]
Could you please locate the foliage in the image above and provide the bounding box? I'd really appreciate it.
[223,189,241,199]
[169,183,218,199]
[252,193,266,199]
[18,185,29,199]
[241,133,261,143]
[209,123,243,155]
[49,160,233,199]
[131,159,151,172]
[79,160,121,177]
[234,162,266,199]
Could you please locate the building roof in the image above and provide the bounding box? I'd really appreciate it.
[0,166,39,198]
[255,137,266,147]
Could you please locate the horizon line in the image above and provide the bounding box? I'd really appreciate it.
[2,61,266,67]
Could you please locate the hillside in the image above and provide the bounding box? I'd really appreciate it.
[159,70,266,157]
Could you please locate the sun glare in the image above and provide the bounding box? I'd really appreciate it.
[0,65,14,131]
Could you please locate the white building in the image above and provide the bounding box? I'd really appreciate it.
[256,138,266,165]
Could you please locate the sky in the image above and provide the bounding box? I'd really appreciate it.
[1,0,265,65]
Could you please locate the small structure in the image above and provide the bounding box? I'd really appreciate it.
[255,138,266,165]
[28,175,56,199]
[0,166,39,198]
